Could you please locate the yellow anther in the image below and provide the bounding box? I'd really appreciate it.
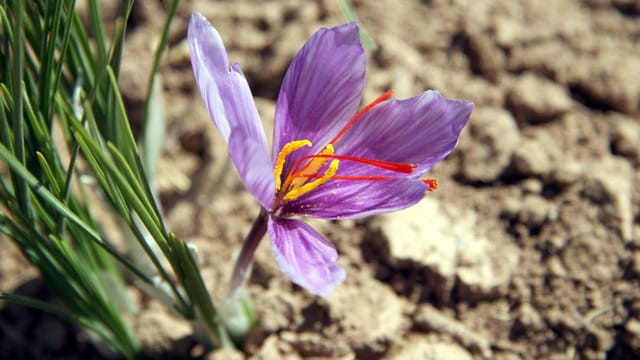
[282,143,336,192]
[284,160,339,201]
[274,140,312,191]
[323,143,335,154]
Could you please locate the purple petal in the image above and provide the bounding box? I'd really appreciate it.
[334,90,473,174]
[188,12,274,207]
[267,217,346,296]
[272,22,366,177]
[283,178,429,219]
[228,126,275,208]
[282,91,472,219]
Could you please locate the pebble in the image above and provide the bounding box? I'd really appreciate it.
[610,115,640,164]
[413,305,492,358]
[518,195,558,229]
[461,24,505,83]
[390,338,474,360]
[571,52,640,114]
[511,132,557,177]
[459,107,520,182]
[582,157,633,241]
[507,73,573,124]
[624,318,640,350]
[326,275,408,357]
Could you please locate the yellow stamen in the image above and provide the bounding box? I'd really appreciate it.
[284,159,339,201]
[273,140,312,191]
[284,143,335,191]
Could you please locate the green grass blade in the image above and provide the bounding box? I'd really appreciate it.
[87,0,108,63]
[108,0,133,76]
[338,0,377,50]
[9,0,30,216]
[141,0,179,133]
[0,141,153,285]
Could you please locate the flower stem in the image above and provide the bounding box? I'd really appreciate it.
[229,209,268,294]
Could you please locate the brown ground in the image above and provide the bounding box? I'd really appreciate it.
[1,0,639,359]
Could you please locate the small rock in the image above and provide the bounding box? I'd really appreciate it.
[204,349,245,360]
[571,51,640,114]
[545,309,581,333]
[514,303,545,332]
[280,331,351,358]
[507,73,573,124]
[624,318,640,350]
[610,115,640,163]
[413,305,492,358]
[296,1,320,22]
[546,235,568,251]
[456,230,519,300]
[459,107,520,182]
[517,195,558,229]
[326,276,408,357]
[522,178,544,194]
[461,25,505,82]
[390,337,474,360]
[494,17,524,48]
[511,133,557,177]
[546,256,568,277]
[582,157,633,241]
[549,161,584,188]
[251,333,296,359]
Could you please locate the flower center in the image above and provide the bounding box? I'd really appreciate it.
[272,91,438,206]
[273,141,340,202]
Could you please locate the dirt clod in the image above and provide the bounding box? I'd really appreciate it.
[459,107,519,183]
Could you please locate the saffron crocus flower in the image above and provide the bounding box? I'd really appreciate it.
[188,12,473,296]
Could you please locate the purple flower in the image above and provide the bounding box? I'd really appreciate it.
[188,12,473,296]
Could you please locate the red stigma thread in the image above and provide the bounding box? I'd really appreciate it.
[291,153,415,176]
[422,179,438,192]
[300,174,396,181]
[330,90,394,144]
